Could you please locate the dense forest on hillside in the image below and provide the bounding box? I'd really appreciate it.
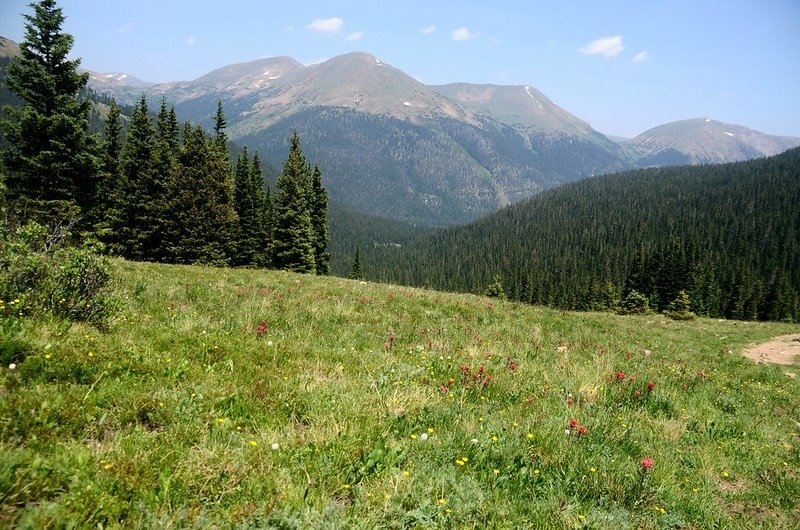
[363,148,800,322]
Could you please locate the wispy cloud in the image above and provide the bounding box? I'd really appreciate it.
[346,31,364,42]
[307,17,344,33]
[632,50,649,64]
[421,25,437,35]
[451,26,478,42]
[185,35,196,47]
[116,23,133,34]
[579,35,624,57]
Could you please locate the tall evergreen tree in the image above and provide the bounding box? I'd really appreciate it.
[250,152,271,266]
[272,132,316,273]
[233,147,261,266]
[310,164,331,275]
[115,95,155,259]
[163,123,237,265]
[349,244,365,280]
[95,100,122,233]
[0,0,97,216]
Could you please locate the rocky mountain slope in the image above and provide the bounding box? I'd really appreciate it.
[624,118,800,166]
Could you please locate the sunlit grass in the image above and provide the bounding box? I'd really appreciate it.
[1,259,798,528]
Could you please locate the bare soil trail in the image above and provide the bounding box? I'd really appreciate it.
[742,334,800,377]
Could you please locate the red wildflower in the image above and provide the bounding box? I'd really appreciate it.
[566,397,574,406]
[256,320,269,338]
[633,389,641,398]
[384,342,391,351]
[615,371,625,380]
[439,385,449,395]
[640,457,654,471]
[646,381,656,392]
[577,424,588,436]
[482,375,493,388]
[447,378,455,386]
[568,418,579,429]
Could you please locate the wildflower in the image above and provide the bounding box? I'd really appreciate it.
[456,459,465,466]
[249,440,258,447]
[267,340,274,347]
[271,442,280,450]
[491,435,498,443]
[410,434,417,440]
[8,363,16,370]
[577,424,588,436]
[527,433,534,439]
[633,390,641,398]
[342,484,350,489]
[427,427,434,433]
[419,432,429,441]
[438,498,447,505]
[493,469,500,475]
[256,320,269,337]
[566,397,574,405]
[647,380,656,392]
[402,470,410,477]
[568,418,579,429]
[641,457,653,471]
[722,471,729,478]
[590,467,596,473]
[615,371,625,380]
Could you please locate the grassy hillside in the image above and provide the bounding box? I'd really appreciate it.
[1,260,799,528]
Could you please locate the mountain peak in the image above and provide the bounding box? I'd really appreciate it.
[627,118,800,165]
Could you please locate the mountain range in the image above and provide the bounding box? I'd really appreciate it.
[2,36,798,224]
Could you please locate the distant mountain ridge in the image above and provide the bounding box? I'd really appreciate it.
[2,34,798,224]
[623,118,800,166]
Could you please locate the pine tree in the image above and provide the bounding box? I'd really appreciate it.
[213,100,228,150]
[163,123,237,265]
[349,244,365,280]
[115,95,155,259]
[250,152,270,266]
[272,132,316,273]
[233,146,261,266]
[484,275,507,300]
[261,182,275,267]
[310,165,331,275]
[95,100,122,237]
[1,0,98,218]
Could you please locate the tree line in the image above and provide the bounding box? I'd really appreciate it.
[1,0,330,274]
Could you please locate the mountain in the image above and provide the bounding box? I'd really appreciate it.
[625,118,800,166]
[364,147,800,322]
[73,51,632,224]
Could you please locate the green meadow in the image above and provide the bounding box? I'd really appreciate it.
[1,260,798,528]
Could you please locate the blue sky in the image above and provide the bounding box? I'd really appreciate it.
[1,0,799,138]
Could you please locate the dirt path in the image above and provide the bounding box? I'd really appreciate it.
[742,334,800,377]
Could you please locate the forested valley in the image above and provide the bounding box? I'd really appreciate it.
[355,148,800,322]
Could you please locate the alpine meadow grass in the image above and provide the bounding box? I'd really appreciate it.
[1,259,798,528]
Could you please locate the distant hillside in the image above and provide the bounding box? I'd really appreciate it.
[625,118,800,166]
[368,148,800,322]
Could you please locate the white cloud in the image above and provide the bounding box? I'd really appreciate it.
[346,31,364,42]
[307,17,344,33]
[451,27,478,41]
[421,25,437,35]
[633,50,649,64]
[579,35,624,57]
[185,35,196,47]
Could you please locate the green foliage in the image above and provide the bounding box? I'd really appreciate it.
[484,275,507,300]
[272,132,317,273]
[0,0,98,216]
[618,289,650,315]
[349,244,365,280]
[0,220,113,328]
[162,123,237,265]
[666,290,695,320]
[310,165,331,275]
[364,148,800,323]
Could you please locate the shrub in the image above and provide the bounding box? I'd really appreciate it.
[0,220,114,328]
[617,289,650,315]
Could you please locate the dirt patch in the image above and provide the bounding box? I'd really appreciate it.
[742,334,800,377]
